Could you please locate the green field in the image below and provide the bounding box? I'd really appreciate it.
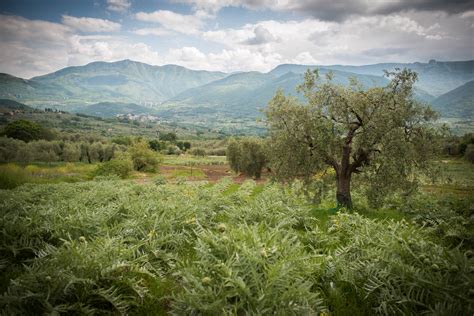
[0,157,473,314]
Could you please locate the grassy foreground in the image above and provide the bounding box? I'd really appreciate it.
[0,177,473,315]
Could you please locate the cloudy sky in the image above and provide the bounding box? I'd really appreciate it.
[0,0,473,78]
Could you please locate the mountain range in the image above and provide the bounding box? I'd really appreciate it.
[0,59,472,124]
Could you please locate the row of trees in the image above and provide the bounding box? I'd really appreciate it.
[0,137,120,164]
[228,69,443,208]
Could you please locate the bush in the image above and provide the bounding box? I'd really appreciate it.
[0,164,28,189]
[227,137,267,179]
[464,144,474,163]
[190,147,206,157]
[128,140,162,172]
[149,139,164,151]
[159,132,177,142]
[93,159,133,179]
[0,137,23,162]
[153,175,167,185]
[166,145,181,155]
[177,141,191,151]
[2,120,55,142]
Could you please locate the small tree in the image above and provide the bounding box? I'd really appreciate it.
[190,147,206,157]
[177,141,191,151]
[159,132,177,143]
[2,120,55,142]
[265,68,439,208]
[94,158,133,179]
[128,140,162,172]
[226,137,267,179]
[61,143,81,162]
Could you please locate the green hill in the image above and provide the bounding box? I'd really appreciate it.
[431,81,474,118]
[318,60,474,97]
[162,68,390,118]
[0,73,70,104]
[31,60,227,104]
[0,99,34,112]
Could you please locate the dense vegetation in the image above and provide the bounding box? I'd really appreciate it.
[0,178,472,314]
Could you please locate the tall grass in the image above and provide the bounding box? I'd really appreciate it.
[0,163,96,189]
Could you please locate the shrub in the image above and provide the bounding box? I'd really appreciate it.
[226,137,267,179]
[159,132,177,142]
[464,144,474,163]
[166,145,181,155]
[149,139,164,151]
[0,164,28,189]
[2,120,55,142]
[93,159,133,179]
[190,147,206,157]
[0,137,23,162]
[153,175,167,185]
[176,141,191,151]
[128,140,162,172]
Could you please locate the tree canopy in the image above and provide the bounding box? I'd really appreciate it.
[2,120,55,143]
[265,68,439,207]
[227,137,267,179]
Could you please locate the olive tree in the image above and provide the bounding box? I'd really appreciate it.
[265,69,439,208]
[227,137,267,179]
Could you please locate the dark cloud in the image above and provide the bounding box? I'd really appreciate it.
[286,0,474,21]
[180,0,474,21]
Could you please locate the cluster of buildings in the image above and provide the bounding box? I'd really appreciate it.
[116,113,160,122]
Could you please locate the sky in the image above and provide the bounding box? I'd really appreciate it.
[0,0,473,78]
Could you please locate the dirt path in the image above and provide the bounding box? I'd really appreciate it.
[133,164,269,184]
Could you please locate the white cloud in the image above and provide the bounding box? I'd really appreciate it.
[134,10,206,34]
[292,52,318,64]
[132,27,172,36]
[164,46,282,72]
[0,15,161,77]
[106,0,131,13]
[62,15,121,32]
[201,13,457,68]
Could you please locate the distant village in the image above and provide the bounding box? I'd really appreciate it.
[116,113,160,122]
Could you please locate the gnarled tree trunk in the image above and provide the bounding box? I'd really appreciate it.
[336,172,352,208]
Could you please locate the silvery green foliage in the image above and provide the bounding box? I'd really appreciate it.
[265,68,441,206]
[0,179,472,314]
[322,213,473,315]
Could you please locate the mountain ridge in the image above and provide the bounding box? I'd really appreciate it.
[0,59,472,121]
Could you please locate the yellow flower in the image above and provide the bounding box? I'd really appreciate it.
[201,277,212,285]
